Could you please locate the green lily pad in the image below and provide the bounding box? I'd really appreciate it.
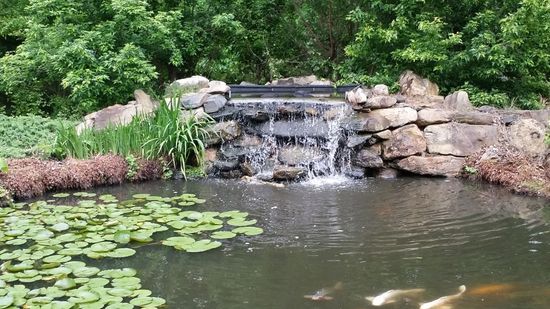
[113,230,131,244]
[129,231,153,243]
[44,255,72,264]
[106,248,136,258]
[54,278,77,290]
[184,239,222,253]
[227,218,258,227]
[0,295,13,308]
[68,290,100,304]
[232,226,264,236]
[105,303,134,309]
[131,194,150,199]
[51,222,70,232]
[210,231,237,239]
[90,242,117,253]
[73,266,100,277]
[52,193,71,198]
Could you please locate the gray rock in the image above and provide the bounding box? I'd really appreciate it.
[372,84,390,96]
[256,120,329,138]
[345,167,366,179]
[424,123,498,156]
[397,156,465,177]
[452,111,496,125]
[214,160,240,172]
[171,75,209,92]
[134,89,158,113]
[370,107,418,128]
[242,109,270,122]
[508,119,547,155]
[394,94,406,103]
[443,91,473,110]
[221,170,244,179]
[345,87,368,105]
[364,96,397,110]
[382,124,426,160]
[402,95,445,109]
[399,70,439,96]
[373,130,392,140]
[346,135,371,148]
[354,147,384,168]
[220,147,253,160]
[273,166,307,181]
[417,109,453,126]
[341,113,390,133]
[240,162,257,176]
[278,146,324,166]
[200,80,230,94]
[272,75,319,86]
[210,121,242,142]
[377,168,399,179]
[233,135,263,147]
[181,93,209,109]
[203,95,227,113]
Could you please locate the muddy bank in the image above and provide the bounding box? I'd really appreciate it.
[0,155,164,201]
[465,146,550,198]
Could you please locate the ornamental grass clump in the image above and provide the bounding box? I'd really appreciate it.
[55,101,211,177]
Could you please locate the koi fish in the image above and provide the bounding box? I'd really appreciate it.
[468,283,516,296]
[241,176,285,188]
[366,288,426,306]
[419,285,466,309]
[304,282,343,301]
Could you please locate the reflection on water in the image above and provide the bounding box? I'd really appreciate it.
[74,178,549,309]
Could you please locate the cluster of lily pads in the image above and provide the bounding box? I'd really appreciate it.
[0,191,263,308]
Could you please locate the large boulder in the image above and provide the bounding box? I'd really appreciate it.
[342,107,417,133]
[76,90,158,133]
[452,111,496,125]
[271,75,319,86]
[443,91,473,110]
[200,80,230,95]
[424,123,498,156]
[203,95,227,113]
[369,107,418,128]
[278,146,324,166]
[354,147,384,168]
[171,76,209,92]
[372,84,390,96]
[417,109,453,126]
[363,96,397,110]
[345,87,368,105]
[208,121,242,144]
[399,71,439,96]
[273,166,307,181]
[507,119,547,155]
[401,95,445,110]
[181,93,210,109]
[256,120,329,138]
[382,124,426,160]
[397,156,465,177]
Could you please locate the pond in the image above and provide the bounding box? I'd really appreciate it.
[4,177,550,308]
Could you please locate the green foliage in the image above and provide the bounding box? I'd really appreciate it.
[55,102,212,175]
[463,165,478,175]
[0,114,74,158]
[343,0,549,109]
[0,158,7,174]
[125,154,139,180]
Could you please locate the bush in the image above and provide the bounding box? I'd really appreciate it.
[0,114,75,158]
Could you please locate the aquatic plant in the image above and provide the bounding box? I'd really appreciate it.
[0,191,263,307]
[55,102,212,177]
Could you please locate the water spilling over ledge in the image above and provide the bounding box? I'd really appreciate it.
[206,98,355,182]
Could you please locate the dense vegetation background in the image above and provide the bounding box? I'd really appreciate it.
[0,0,548,117]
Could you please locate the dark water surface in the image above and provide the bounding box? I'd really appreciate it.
[83,178,549,309]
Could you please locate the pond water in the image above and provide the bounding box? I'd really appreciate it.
[80,177,550,309]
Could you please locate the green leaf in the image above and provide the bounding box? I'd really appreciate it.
[113,230,131,244]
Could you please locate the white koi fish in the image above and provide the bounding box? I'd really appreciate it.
[304,282,343,301]
[419,285,466,309]
[366,288,426,306]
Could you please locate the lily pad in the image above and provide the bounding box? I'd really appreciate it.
[113,231,131,244]
[227,218,258,227]
[232,226,264,236]
[210,231,237,239]
[106,248,136,258]
[54,278,77,290]
[52,193,71,198]
[184,239,222,253]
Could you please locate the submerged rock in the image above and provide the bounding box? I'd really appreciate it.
[397,156,465,177]
[346,167,366,179]
[273,166,307,181]
[377,168,399,179]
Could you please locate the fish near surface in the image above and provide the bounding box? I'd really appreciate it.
[468,283,517,296]
[304,282,343,301]
[366,288,426,306]
[419,285,466,309]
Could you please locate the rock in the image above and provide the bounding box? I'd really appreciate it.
[373,130,392,140]
[417,109,453,126]
[181,93,209,109]
[304,107,319,117]
[399,70,439,96]
[372,84,390,96]
[210,121,242,143]
[397,156,466,177]
[354,147,384,168]
[203,95,227,113]
[204,148,218,163]
[346,135,371,148]
[424,123,498,156]
[272,75,319,86]
[497,109,550,127]
[278,146,324,166]
[200,80,230,94]
[508,119,547,155]
[220,147,253,160]
[240,162,257,176]
[242,109,270,122]
[220,170,243,179]
[364,96,397,110]
[341,113,390,133]
[233,134,263,147]
[181,107,208,120]
[273,166,307,181]
[443,91,473,110]
[369,107,418,128]
[0,186,12,207]
[382,124,426,160]
[134,89,158,113]
[171,76,209,92]
[277,104,302,116]
[452,111,496,125]
[394,94,406,103]
[323,108,349,121]
[345,167,366,179]
[345,87,368,105]
[402,95,445,109]
[214,160,240,172]
[256,120,329,138]
[377,168,399,179]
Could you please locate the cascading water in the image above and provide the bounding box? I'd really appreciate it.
[210,98,354,182]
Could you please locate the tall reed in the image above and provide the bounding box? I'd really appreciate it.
[55,101,212,175]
